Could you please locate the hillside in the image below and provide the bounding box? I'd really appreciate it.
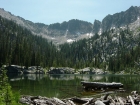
[0,6,140,73]
[60,27,140,73]
[0,8,92,44]
[0,15,64,68]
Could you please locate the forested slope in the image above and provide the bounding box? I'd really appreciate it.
[60,28,140,73]
[0,16,64,68]
[1,15,140,73]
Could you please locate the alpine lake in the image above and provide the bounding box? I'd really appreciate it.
[9,74,140,99]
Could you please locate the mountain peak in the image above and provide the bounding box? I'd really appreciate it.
[93,20,101,33]
[100,6,140,32]
[48,19,92,35]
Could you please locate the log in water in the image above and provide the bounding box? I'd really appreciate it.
[81,81,123,91]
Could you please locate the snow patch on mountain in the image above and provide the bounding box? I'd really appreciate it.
[67,39,75,43]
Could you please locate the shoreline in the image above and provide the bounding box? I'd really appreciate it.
[19,91,140,105]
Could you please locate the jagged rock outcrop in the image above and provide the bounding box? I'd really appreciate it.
[93,19,102,34]
[48,19,92,37]
[101,6,140,32]
[91,6,140,34]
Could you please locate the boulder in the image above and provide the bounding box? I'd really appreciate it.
[5,65,23,74]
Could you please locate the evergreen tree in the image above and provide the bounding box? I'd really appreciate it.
[0,67,18,105]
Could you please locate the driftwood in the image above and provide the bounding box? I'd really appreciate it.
[52,97,66,105]
[72,98,87,104]
[129,95,135,105]
[19,91,140,105]
[66,100,76,105]
[118,97,125,105]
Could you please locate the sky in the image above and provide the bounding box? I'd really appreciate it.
[0,0,140,25]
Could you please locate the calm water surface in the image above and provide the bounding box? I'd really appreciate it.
[9,74,140,98]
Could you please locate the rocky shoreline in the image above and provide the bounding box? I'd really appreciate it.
[19,91,140,105]
[4,65,109,75]
[4,65,139,75]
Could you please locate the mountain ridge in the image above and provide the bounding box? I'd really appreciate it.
[0,6,140,44]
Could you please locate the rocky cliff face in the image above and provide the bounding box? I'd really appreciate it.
[98,6,140,32]
[0,8,48,34]
[93,20,101,34]
[0,8,93,44]
[0,8,51,39]
[47,19,92,37]
[121,6,140,24]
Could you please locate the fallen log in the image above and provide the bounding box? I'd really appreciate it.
[129,95,135,105]
[107,96,116,104]
[81,81,123,91]
[52,97,66,105]
[66,100,76,105]
[103,93,109,100]
[118,97,125,105]
[70,97,88,104]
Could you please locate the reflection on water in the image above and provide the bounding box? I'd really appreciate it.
[48,74,103,81]
[9,74,140,98]
[8,73,45,81]
[9,74,104,81]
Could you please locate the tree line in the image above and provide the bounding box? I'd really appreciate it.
[0,16,65,68]
[0,15,140,73]
[60,28,140,73]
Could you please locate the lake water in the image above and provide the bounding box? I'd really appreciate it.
[9,74,140,98]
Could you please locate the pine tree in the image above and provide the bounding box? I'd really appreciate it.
[0,66,18,105]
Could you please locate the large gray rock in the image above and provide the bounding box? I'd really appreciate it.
[5,65,23,73]
[23,66,45,74]
[78,67,108,74]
